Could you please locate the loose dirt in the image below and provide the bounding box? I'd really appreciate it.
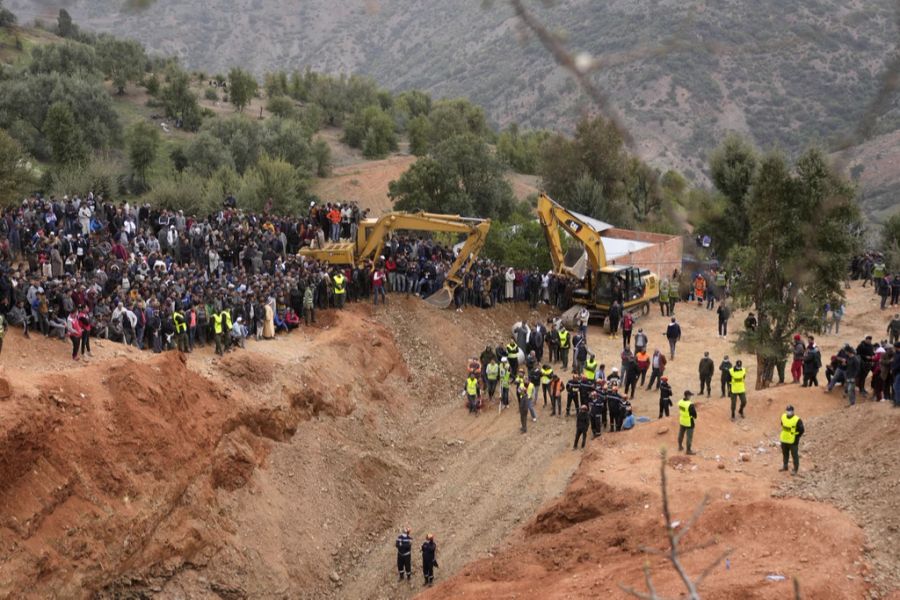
[0,285,897,599]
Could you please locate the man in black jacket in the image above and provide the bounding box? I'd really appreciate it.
[698,351,714,397]
[396,528,413,581]
[666,317,681,360]
[845,347,860,406]
[658,376,673,418]
[588,392,604,439]
[856,335,875,396]
[778,405,805,474]
[575,404,591,449]
[719,355,733,398]
[421,534,438,586]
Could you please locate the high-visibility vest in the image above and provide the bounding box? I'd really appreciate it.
[659,283,669,302]
[678,399,693,427]
[212,313,223,334]
[559,330,569,348]
[486,363,500,381]
[873,263,886,278]
[333,273,346,294]
[466,378,478,395]
[729,367,746,394]
[499,365,510,387]
[526,381,535,400]
[507,342,519,356]
[173,311,187,334]
[222,309,233,330]
[540,366,553,384]
[716,272,726,286]
[584,358,597,380]
[780,414,799,444]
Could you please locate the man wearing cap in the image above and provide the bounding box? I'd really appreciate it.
[888,314,900,345]
[729,360,747,420]
[856,335,875,397]
[575,404,591,449]
[565,371,582,417]
[665,317,681,360]
[421,534,438,586]
[719,355,733,398]
[779,405,805,474]
[677,390,697,454]
[498,357,511,410]
[395,527,413,582]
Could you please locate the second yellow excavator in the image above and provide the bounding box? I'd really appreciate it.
[299,211,491,309]
[537,193,659,323]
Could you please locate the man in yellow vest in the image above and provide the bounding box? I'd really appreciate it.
[584,354,598,382]
[779,405,805,474]
[333,269,347,309]
[540,363,554,407]
[558,327,571,369]
[221,308,233,352]
[211,310,224,356]
[506,340,520,376]
[498,357,511,411]
[485,357,500,401]
[677,390,697,455]
[729,359,747,420]
[173,306,189,353]
[465,373,480,414]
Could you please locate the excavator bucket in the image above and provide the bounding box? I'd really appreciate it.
[424,286,453,309]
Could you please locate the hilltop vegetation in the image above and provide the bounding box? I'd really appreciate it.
[10,0,899,223]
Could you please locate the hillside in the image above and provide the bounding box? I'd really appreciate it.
[9,0,900,222]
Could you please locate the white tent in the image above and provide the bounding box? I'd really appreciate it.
[601,236,654,261]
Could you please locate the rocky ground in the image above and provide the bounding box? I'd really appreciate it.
[0,284,897,599]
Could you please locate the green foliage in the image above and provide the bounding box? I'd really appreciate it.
[731,147,859,387]
[144,73,160,96]
[266,95,295,118]
[185,131,234,177]
[43,101,88,166]
[0,2,17,27]
[482,216,552,271]
[407,115,432,156]
[228,67,258,112]
[426,98,488,148]
[389,133,514,220]
[624,157,661,223]
[126,120,160,185]
[48,157,123,200]
[57,9,78,39]
[201,115,262,174]
[702,133,759,255]
[261,117,314,171]
[0,129,34,204]
[95,36,147,94]
[883,213,900,270]
[169,146,188,173]
[342,105,397,159]
[312,138,332,178]
[204,88,219,101]
[29,41,98,75]
[238,155,308,214]
[160,67,202,131]
[144,170,216,215]
[496,124,549,174]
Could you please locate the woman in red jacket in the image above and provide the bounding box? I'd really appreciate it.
[66,309,83,361]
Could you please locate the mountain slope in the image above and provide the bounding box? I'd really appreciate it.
[9,0,900,221]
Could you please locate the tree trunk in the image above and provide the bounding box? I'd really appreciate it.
[755,353,769,390]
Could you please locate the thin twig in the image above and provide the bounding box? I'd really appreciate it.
[508,0,634,148]
[694,548,733,587]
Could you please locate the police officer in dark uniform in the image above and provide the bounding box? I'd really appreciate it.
[607,385,625,431]
[421,534,438,586]
[565,372,582,417]
[395,527,412,581]
[589,391,605,438]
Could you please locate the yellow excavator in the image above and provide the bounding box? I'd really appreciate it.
[299,211,491,309]
[537,193,658,324]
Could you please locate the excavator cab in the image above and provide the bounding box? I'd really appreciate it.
[593,267,646,305]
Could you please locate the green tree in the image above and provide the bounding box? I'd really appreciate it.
[389,134,514,220]
[497,124,550,174]
[160,67,202,131]
[57,9,78,38]
[312,138,332,178]
[266,95,295,118]
[127,120,160,187]
[704,133,758,255]
[261,117,314,171]
[625,158,661,222]
[170,146,188,173]
[427,98,488,146]
[482,216,553,271]
[238,155,307,213]
[342,105,398,159]
[731,148,858,389]
[407,115,432,156]
[202,115,262,174]
[43,101,88,165]
[0,1,17,27]
[29,41,97,75]
[228,67,258,113]
[0,130,33,204]
[883,213,900,269]
[96,36,147,95]
[185,131,234,177]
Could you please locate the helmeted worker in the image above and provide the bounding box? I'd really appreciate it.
[396,527,413,581]
[549,373,563,416]
[589,391,605,438]
[677,390,697,454]
[729,360,747,420]
[658,376,673,418]
[779,405,805,475]
[421,534,438,586]
[574,404,590,449]
[333,270,346,309]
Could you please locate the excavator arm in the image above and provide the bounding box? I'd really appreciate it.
[536,193,607,276]
[299,211,491,309]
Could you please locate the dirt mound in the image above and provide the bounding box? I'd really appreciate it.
[779,402,900,594]
[525,474,647,536]
[217,352,277,386]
